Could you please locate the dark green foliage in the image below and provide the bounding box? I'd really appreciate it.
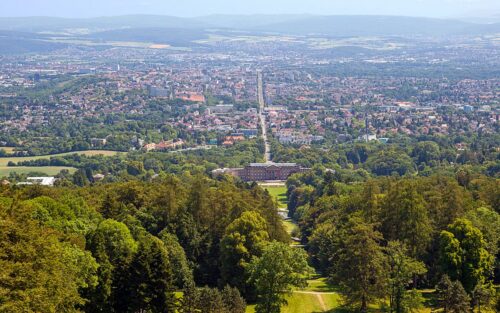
[123,234,176,313]
[178,284,245,313]
[436,276,471,313]
[365,148,415,176]
[158,231,193,289]
[332,217,387,312]
[288,171,498,311]
[386,241,427,313]
[84,219,137,312]
[221,285,246,313]
[380,181,432,258]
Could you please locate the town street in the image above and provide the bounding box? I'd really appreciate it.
[257,70,271,163]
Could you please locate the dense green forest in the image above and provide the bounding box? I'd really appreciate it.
[0,167,498,312]
[286,169,499,312]
[0,174,295,312]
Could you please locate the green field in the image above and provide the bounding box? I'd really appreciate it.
[246,292,342,313]
[0,150,122,167]
[0,150,121,177]
[263,185,288,208]
[0,166,77,177]
[0,147,16,154]
[304,277,338,293]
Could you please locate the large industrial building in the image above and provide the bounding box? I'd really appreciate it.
[213,162,309,181]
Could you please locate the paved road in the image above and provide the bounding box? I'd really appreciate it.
[257,70,271,163]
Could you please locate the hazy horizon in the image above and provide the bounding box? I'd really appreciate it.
[1,0,499,19]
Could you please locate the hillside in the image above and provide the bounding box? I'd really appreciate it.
[0,15,498,37]
[0,30,66,54]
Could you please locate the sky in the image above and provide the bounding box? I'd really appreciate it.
[0,0,499,18]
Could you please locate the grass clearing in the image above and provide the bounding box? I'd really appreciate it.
[0,150,122,166]
[263,185,288,208]
[304,276,338,293]
[246,292,342,313]
[0,166,77,177]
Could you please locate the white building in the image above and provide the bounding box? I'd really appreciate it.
[17,177,56,187]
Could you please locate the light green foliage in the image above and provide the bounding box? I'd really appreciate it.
[0,203,98,312]
[472,282,496,312]
[220,211,270,295]
[401,289,425,313]
[90,219,138,263]
[247,241,313,313]
[465,207,500,257]
[439,218,494,293]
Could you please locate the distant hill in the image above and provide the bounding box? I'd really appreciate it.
[0,15,208,33]
[193,14,313,29]
[85,28,208,46]
[0,30,66,54]
[0,14,498,38]
[246,15,500,36]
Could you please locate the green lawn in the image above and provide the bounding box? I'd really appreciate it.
[263,185,288,208]
[245,276,449,313]
[304,276,338,293]
[283,219,299,235]
[0,166,77,177]
[0,150,122,166]
[246,292,342,313]
[0,147,16,154]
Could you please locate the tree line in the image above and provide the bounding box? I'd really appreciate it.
[287,169,499,312]
[0,174,312,313]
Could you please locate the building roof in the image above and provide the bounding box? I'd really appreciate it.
[248,162,298,167]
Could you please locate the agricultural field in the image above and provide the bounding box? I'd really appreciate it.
[0,150,121,177]
[0,150,122,166]
[0,166,77,176]
[0,147,16,154]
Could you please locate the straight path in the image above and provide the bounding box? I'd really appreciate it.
[316,294,327,312]
[257,70,271,163]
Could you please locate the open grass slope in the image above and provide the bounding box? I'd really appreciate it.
[0,150,122,166]
[0,166,77,177]
[246,292,342,313]
[263,185,288,208]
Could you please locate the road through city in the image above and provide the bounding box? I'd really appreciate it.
[257,70,271,163]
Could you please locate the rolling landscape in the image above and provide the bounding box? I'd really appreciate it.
[0,1,498,313]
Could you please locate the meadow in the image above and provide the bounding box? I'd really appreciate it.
[0,150,121,176]
[0,150,122,167]
[0,166,77,176]
[263,185,288,208]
